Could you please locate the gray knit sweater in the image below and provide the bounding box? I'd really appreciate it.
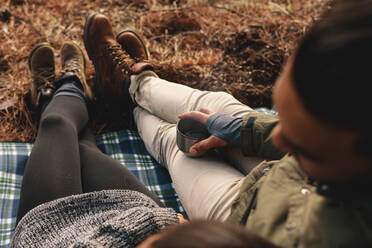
[10,190,179,247]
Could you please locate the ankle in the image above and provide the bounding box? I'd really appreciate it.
[53,78,86,103]
[54,72,83,89]
[131,62,154,75]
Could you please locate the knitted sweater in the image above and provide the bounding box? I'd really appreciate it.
[10,190,179,247]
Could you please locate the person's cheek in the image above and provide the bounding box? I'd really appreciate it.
[271,125,293,153]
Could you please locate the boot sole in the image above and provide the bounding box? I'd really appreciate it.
[28,42,54,70]
[83,13,103,98]
[116,30,149,60]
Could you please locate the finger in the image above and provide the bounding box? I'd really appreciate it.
[198,107,215,115]
[177,213,188,224]
[178,111,209,124]
[189,135,227,156]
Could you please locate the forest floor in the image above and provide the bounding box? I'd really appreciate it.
[0,0,332,142]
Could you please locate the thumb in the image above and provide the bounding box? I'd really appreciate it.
[189,135,227,156]
[178,110,209,125]
[199,108,215,115]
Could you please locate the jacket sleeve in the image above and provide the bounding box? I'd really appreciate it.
[240,112,285,160]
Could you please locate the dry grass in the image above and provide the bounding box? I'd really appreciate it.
[0,0,332,142]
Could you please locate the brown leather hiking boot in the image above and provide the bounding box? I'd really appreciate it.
[83,13,136,99]
[28,42,56,109]
[60,41,93,100]
[116,30,149,62]
[116,30,154,75]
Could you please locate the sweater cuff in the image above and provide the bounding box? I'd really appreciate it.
[206,113,243,146]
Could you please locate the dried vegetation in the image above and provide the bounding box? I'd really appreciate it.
[0,0,332,142]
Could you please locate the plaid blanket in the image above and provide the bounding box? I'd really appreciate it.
[0,130,184,248]
[0,108,276,247]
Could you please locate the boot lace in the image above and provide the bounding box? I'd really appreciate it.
[33,67,55,92]
[62,56,81,74]
[106,45,135,75]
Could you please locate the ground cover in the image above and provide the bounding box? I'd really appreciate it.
[0,0,331,142]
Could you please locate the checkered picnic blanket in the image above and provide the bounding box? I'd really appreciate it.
[0,108,276,247]
[0,130,184,248]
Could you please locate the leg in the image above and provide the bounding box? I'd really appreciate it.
[130,71,265,175]
[130,71,254,124]
[78,128,164,206]
[134,107,245,220]
[16,95,87,223]
[218,147,267,175]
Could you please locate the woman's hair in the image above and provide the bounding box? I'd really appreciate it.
[292,0,372,157]
[151,220,279,248]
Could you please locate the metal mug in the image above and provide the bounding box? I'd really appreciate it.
[176,117,211,157]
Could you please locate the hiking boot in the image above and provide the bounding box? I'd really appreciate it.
[83,13,136,99]
[60,41,93,100]
[28,42,56,109]
[116,30,149,62]
[116,30,154,76]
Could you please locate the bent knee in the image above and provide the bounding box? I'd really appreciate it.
[40,113,76,132]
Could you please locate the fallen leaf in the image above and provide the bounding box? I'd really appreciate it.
[0,98,16,111]
[2,24,8,34]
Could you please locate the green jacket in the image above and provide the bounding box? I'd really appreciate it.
[228,112,372,248]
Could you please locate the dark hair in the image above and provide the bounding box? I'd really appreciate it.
[292,0,372,157]
[151,220,279,248]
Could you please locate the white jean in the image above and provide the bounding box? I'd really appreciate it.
[129,71,264,221]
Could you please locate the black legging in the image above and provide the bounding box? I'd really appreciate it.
[16,95,163,224]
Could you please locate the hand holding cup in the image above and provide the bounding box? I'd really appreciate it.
[177,108,228,157]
